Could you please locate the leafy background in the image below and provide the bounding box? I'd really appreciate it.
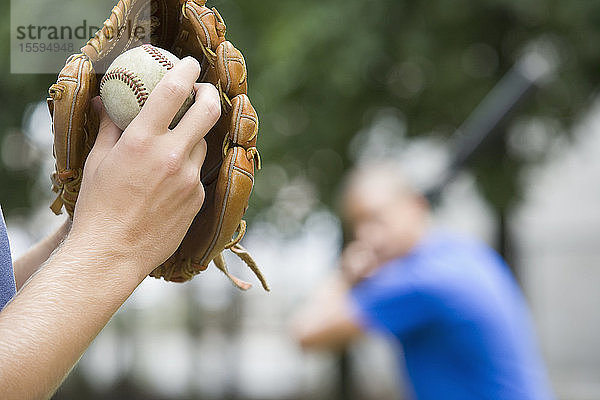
[2,0,600,217]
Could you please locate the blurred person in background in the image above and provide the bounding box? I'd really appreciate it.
[0,59,219,399]
[291,161,554,400]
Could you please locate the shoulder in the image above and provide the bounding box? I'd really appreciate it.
[350,249,431,311]
[416,230,506,274]
[400,230,511,299]
[416,230,523,309]
[351,230,510,306]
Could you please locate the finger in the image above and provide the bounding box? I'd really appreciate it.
[90,97,121,155]
[189,138,207,165]
[134,56,201,132]
[173,83,221,149]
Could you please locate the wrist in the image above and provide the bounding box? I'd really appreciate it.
[341,270,361,287]
[59,229,148,285]
[328,270,354,290]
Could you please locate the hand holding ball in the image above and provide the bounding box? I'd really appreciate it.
[100,44,195,130]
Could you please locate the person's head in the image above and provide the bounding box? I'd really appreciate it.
[341,161,430,263]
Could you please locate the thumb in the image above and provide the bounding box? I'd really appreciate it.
[91,96,121,153]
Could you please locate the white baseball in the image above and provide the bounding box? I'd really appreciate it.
[100,44,195,131]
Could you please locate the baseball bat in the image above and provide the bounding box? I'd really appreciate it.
[425,47,557,203]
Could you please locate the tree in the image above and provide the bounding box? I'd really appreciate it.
[3,0,600,218]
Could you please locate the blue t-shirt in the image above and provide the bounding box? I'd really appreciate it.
[0,207,16,310]
[351,231,553,400]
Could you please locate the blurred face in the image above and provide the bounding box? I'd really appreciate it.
[343,182,428,264]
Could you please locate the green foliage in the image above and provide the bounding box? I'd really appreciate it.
[221,0,600,212]
[2,0,600,216]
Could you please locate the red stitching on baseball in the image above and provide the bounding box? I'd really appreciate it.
[100,67,149,108]
[142,44,175,70]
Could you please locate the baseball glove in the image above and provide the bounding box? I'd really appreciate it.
[47,0,268,291]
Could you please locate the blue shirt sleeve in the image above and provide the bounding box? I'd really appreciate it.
[0,206,16,310]
[350,259,438,338]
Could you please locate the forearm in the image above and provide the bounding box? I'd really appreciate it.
[291,272,362,350]
[0,59,218,400]
[0,236,144,400]
[13,219,71,290]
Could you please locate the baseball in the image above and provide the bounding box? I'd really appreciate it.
[100,44,195,131]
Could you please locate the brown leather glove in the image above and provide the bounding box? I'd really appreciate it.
[47,0,268,291]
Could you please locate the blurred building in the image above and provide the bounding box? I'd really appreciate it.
[514,97,600,400]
